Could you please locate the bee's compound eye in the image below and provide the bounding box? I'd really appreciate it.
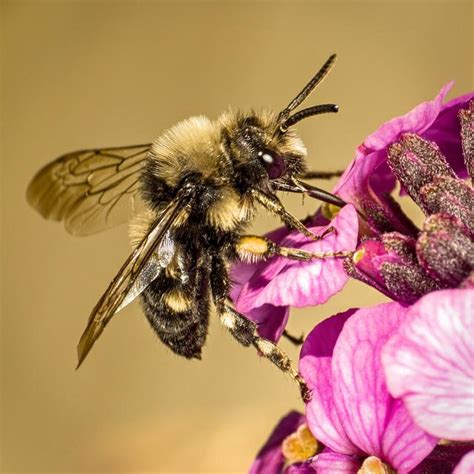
[258,150,285,179]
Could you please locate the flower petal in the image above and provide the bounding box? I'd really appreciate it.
[246,304,289,343]
[300,309,360,455]
[236,205,358,312]
[382,289,474,441]
[312,450,361,473]
[285,462,317,474]
[230,257,289,342]
[454,450,474,474]
[333,82,454,204]
[424,92,474,179]
[331,303,437,471]
[365,82,454,152]
[249,411,305,474]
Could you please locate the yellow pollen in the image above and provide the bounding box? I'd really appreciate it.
[358,456,395,474]
[352,247,366,264]
[321,203,342,221]
[281,424,319,464]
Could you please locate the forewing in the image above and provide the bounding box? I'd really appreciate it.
[116,230,175,313]
[26,144,151,236]
[77,191,193,367]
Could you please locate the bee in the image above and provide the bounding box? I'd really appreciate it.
[27,54,346,400]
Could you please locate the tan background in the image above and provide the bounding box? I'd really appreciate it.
[1,1,472,472]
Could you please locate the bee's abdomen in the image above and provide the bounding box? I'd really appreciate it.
[140,266,210,359]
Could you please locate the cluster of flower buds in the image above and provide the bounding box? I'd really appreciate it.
[347,129,473,302]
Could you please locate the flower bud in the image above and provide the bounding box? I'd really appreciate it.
[419,176,474,231]
[459,100,473,183]
[388,133,455,213]
[417,213,474,287]
[349,233,440,304]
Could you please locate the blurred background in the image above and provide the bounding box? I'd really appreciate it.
[1,1,472,472]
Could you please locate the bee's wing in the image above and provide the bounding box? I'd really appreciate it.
[116,230,175,313]
[26,144,151,236]
[77,192,193,367]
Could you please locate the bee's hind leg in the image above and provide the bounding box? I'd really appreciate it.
[218,303,310,402]
[234,235,350,262]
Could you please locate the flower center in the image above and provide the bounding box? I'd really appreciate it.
[281,424,320,463]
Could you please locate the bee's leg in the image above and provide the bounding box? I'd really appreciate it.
[218,303,310,401]
[299,170,343,180]
[283,329,304,346]
[234,235,350,262]
[273,178,347,210]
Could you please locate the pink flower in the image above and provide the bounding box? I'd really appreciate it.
[382,289,474,441]
[247,86,474,474]
[333,84,473,229]
[299,304,437,473]
[344,95,474,303]
[231,204,359,342]
[249,411,306,474]
[233,86,473,340]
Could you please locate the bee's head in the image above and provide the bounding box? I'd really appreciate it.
[216,54,345,238]
[217,109,306,191]
[218,54,339,195]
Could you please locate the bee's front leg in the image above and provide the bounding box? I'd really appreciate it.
[298,169,343,180]
[234,235,350,262]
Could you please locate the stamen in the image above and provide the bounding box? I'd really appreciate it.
[358,456,395,474]
[281,424,320,463]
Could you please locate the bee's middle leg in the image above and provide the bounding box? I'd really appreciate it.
[218,303,310,401]
[234,235,350,262]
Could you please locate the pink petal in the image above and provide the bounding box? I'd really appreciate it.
[425,91,474,179]
[333,83,454,204]
[382,289,474,441]
[331,303,438,471]
[249,411,305,474]
[245,304,289,343]
[313,451,361,473]
[230,259,288,342]
[332,147,391,206]
[285,463,317,474]
[364,82,453,151]
[236,205,358,312]
[454,450,474,474]
[300,309,360,455]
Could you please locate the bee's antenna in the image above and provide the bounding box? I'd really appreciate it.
[284,104,339,128]
[276,54,338,134]
[278,54,337,120]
